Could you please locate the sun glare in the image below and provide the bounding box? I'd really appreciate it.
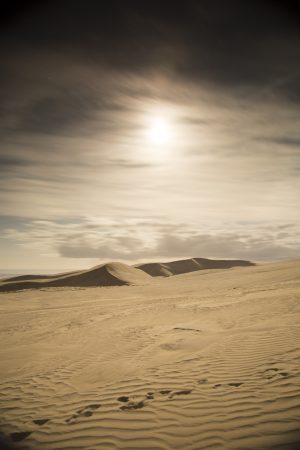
[148,117,171,145]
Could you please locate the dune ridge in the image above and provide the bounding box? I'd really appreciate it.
[0,258,253,292]
[1,271,81,283]
[0,262,151,292]
[137,257,254,277]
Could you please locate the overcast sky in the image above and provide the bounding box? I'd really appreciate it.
[0,0,300,271]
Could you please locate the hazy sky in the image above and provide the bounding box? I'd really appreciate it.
[0,0,300,271]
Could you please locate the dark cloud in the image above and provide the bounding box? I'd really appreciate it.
[0,1,299,269]
[0,65,129,136]
[20,95,94,134]
[0,1,300,136]
[0,155,31,168]
[258,136,300,147]
[108,159,155,169]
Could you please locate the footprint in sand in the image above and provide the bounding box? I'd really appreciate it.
[155,389,193,399]
[146,392,154,399]
[170,389,192,397]
[151,389,192,400]
[213,383,243,389]
[118,392,155,410]
[263,368,289,380]
[120,401,145,410]
[117,396,129,402]
[159,390,172,395]
[32,418,49,426]
[174,327,202,333]
[66,403,101,423]
[10,431,32,442]
[118,388,193,411]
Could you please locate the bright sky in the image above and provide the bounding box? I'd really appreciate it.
[0,1,299,271]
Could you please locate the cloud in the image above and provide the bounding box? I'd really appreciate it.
[0,1,299,269]
[257,136,300,147]
[1,0,300,140]
[2,218,299,263]
[153,232,300,262]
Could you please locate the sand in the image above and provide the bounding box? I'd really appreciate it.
[0,262,152,292]
[137,257,254,277]
[0,260,299,449]
[0,258,253,292]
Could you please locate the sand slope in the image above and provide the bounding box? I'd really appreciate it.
[0,260,299,450]
[0,262,151,292]
[1,271,81,283]
[137,257,254,277]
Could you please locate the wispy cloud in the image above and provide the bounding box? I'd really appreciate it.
[0,1,299,269]
[2,218,299,263]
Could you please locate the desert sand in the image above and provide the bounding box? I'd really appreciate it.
[0,259,299,449]
[0,258,252,292]
[0,262,152,292]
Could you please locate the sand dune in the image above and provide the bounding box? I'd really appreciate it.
[0,260,299,450]
[0,258,253,292]
[1,271,81,283]
[0,262,151,292]
[137,257,254,277]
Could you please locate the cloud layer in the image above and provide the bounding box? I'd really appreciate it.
[0,1,299,269]
[2,219,299,265]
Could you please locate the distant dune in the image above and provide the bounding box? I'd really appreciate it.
[1,271,81,283]
[0,262,151,292]
[137,257,254,277]
[0,258,254,292]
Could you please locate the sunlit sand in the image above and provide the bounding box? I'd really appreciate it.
[0,259,299,449]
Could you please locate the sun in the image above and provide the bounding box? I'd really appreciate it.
[148,117,171,145]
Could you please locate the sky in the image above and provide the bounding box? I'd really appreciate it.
[0,0,300,271]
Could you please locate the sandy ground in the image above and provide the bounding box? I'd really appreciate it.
[0,260,299,450]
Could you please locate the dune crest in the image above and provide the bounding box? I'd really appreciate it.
[0,262,151,292]
[137,257,254,277]
[0,258,254,292]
